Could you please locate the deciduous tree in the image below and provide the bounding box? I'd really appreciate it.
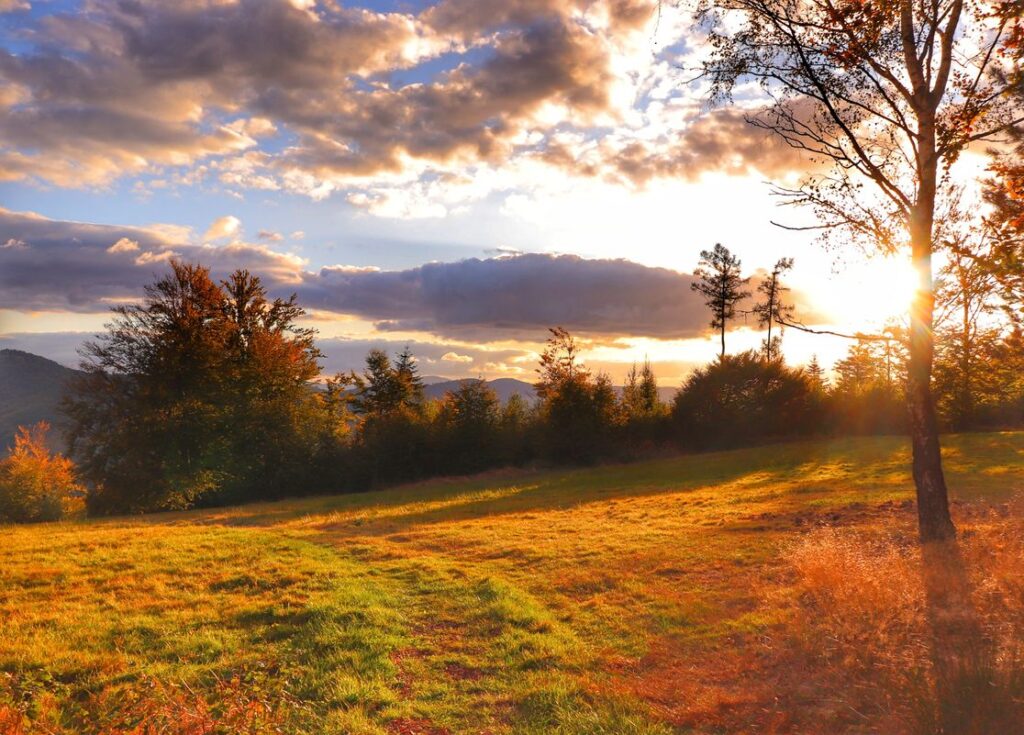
[693,0,1024,540]
[65,261,325,513]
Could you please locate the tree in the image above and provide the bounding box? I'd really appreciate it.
[219,270,324,501]
[0,422,83,523]
[806,355,827,391]
[622,359,661,418]
[830,339,907,435]
[498,393,534,466]
[66,261,233,512]
[986,118,1024,327]
[694,0,1024,540]
[439,380,501,473]
[394,345,425,409]
[348,347,424,418]
[672,351,823,447]
[345,347,431,486]
[535,327,587,399]
[64,261,325,513]
[534,328,617,463]
[933,205,1002,429]
[752,258,794,361]
[691,244,751,359]
[985,13,1024,267]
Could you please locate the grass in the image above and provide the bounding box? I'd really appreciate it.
[2,432,1023,733]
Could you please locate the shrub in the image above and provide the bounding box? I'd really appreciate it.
[0,422,84,523]
[672,351,824,448]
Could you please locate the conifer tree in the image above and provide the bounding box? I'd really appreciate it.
[691,244,751,359]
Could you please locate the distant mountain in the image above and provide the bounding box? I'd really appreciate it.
[657,386,678,404]
[0,350,83,449]
[424,377,537,404]
[418,375,454,386]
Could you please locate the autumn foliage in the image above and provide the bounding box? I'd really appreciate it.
[0,422,83,523]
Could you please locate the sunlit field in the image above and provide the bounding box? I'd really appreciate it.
[3,432,1024,734]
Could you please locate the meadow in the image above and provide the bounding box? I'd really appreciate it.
[2,432,1023,734]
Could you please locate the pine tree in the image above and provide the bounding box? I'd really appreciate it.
[691,244,751,359]
[753,258,794,362]
[394,345,425,410]
[623,359,661,418]
[806,355,827,391]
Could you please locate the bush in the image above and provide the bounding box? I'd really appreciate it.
[672,351,824,448]
[0,422,84,523]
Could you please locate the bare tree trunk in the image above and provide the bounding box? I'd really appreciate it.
[909,133,956,541]
[719,285,727,359]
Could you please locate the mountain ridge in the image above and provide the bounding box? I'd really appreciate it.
[0,349,83,449]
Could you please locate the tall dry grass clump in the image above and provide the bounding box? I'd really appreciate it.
[788,504,1024,734]
[0,422,83,523]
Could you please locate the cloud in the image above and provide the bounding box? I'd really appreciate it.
[536,106,815,186]
[0,208,303,311]
[0,207,824,339]
[134,250,178,266]
[318,337,532,378]
[258,229,283,242]
[296,252,712,341]
[107,237,139,253]
[204,216,242,241]
[0,0,424,185]
[441,351,474,363]
[0,0,687,197]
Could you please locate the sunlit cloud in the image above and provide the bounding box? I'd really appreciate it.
[204,216,242,241]
[0,0,811,212]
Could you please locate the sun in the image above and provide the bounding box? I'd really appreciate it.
[865,258,921,323]
[817,256,922,329]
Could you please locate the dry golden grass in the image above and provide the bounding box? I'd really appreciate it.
[1,432,1023,733]
[786,503,1024,734]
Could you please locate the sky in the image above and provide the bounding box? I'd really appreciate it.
[0,0,961,384]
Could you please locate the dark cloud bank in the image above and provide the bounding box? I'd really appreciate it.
[0,208,723,340]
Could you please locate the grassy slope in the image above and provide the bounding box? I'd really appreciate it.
[2,432,1022,734]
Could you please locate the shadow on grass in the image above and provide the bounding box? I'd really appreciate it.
[918,540,1024,734]
[95,434,1021,543]
[193,437,915,531]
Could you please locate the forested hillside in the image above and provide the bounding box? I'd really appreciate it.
[0,350,80,449]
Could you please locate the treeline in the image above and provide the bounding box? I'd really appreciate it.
[686,238,1024,436]
[1,238,1022,520]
